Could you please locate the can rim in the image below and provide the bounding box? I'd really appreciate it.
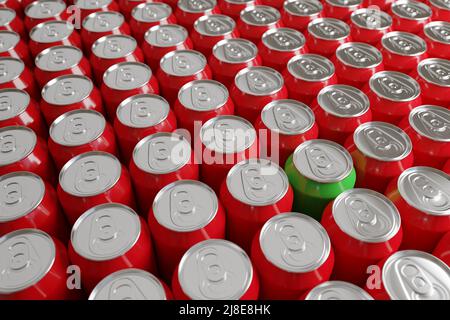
[0,57,24,83]
[336,42,383,69]
[82,11,125,32]
[369,70,421,102]
[132,2,172,23]
[0,125,37,168]
[417,58,450,88]
[317,84,370,118]
[24,0,66,19]
[307,17,350,41]
[283,0,323,17]
[429,0,450,10]
[234,65,285,96]
[35,45,83,71]
[177,79,229,111]
[103,61,152,91]
[30,20,75,43]
[408,105,450,142]
[92,34,137,60]
[144,24,189,48]
[391,0,432,21]
[305,280,374,300]
[0,7,16,24]
[381,31,427,57]
[0,88,30,120]
[325,0,362,8]
[240,5,281,27]
[212,38,258,64]
[159,49,207,77]
[261,27,306,52]
[41,74,93,106]
[350,8,392,31]
[177,0,217,14]
[423,21,450,45]
[193,14,236,37]
[0,30,20,53]
[74,0,112,10]
[287,53,335,82]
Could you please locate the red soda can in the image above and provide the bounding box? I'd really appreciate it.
[433,231,450,266]
[302,281,374,300]
[57,151,135,224]
[24,0,68,32]
[148,180,226,281]
[0,126,55,184]
[118,0,154,19]
[142,24,193,72]
[311,84,372,145]
[40,74,104,125]
[350,8,393,45]
[0,89,47,138]
[345,121,414,193]
[238,5,283,44]
[323,0,362,21]
[281,0,324,33]
[258,27,307,72]
[172,239,260,300]
[363,0,395,11]
[219,0,262,21]
[231,66,288,123]
[0,31,32,67]
[385,166,450,252]
[251,212,334,299]
[220,158,293,253]
[422,21,450,60]
[35,45,92,88]
[174,79,234,138]
[114,94,177,164]
[0,8,26,39]
[429,0,450,21]
[364,71,422,124]
[261,0,284,9]
[157,49,212,103]
[74,0,120,22]
[129,132,199,214]
[390,0,432,35]
[398,105,450,168]
[306,17,351,57]
[174,0,220,30]
[283,53,337,104]
[191,14,239,57]
[413,58,450,108]
[209,38,261,88]
[0,0,21,12]
[321,188,402,286]
[254,99,318,166]
[68,203,156,292]
[0,57,39,100]
[444,158,450,174]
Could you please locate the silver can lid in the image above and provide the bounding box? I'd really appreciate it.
[75,0,112,10]
[409,105,450,142]
[0,89,30,121]
[178,79,229,111]
[308,18,350,41]
[132,2,172,23]
[153,180,219,232]
[0,57,24,84]
[103,62,151,91]
[259,212,332,272]
[382,250,450,300]
[350,8,392,30]
[391,0,432,21]
[71,203,141,261]
[178,0,216,13]
[240,5,281,26]
[397,166,450,217]
[83,11,125,33]
[42,74,94,106]
[261,99,315,135]
[132,132,191,174]
[287,54,335,82]
[430,0,450,10]
[145,24,188,48]
[30,20,74,43]
[59,151,121,197]
[160,50,207,77]
[194,14,235,37]
[0,8,15,26]
[283,0,323,17]
[89,269,167,300]
[369,71,420,102]
[0,229,55,294]
[0,31,20,53]
[116,94,170,128]
[234,66,284,96]
[200,115,257,154]
[336,42,382,68]
[353,121,412,161]
[424,21,450,45]
[0,126,36,167]
[178,239,253,300]
[25,0,66,19]
[317,85,370,118]
[381,31,427,57]
[212,38,258,64]
[305,281,374,300]
[325,0,362,7]
[261,27,305,52]
[35,45,83,72]
[92,35,137,60]
[332,188,401,243]
[226,159,289,206]
[0,172,45,222]
[417,58,450,88]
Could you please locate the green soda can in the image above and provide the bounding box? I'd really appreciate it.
[284,139,356,220]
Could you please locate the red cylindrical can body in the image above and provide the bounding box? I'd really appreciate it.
[74,0,120,22]
[350,8,393,45]
[24,0,69,32]
[433,231,450,266]
[306,17,351,57]
[422,21,450,60]
[390,0,432,35]
[443,159,450,174]
[0,31,32,67]
[174,0,221,30]
[0,57,39,101]
[323,0,363,21]
[238,5,283,44]
[429,0,450,22]
[219,0,262,20]
[281,0,323,32]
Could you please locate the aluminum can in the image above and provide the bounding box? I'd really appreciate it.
[422,21,450,60]
[0,0,21,14]
[390,0,432,34]
[174,0,220,30]
[0,31,32,67]
[24,0,68,32]
[323,0,362,22]
[306,17,351,57]
[117,0,149,19]
[74,0,119,22]
[302,281,373,300]
[281,0,323,32]
[0,57,38,100]
[433,231,450,267]
[429,0,450,21]
[363,0,395,11]
[238,5,283,44]
[219,0,262,21]
[350,8,392,45]
[0,8,26,39]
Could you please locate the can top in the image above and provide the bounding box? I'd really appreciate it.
[409,105,450,142]
[30,20,74,43]
[0,57,24,84]
[178,239,253,300]
[336,42,382,69]
[83,11,125,33]
[353,121,412,161]
[0,229,55,294]
[177,0,217,13]
[234,66,284,96]
[0,31,20,53]
[0,126,36,167]
[226,159,289,206]
[116,94,170,128]
[261,99,315,135]
[261,27,305,52]
[0,171,45,222]
[103,62,152,91]
[293,139,353,183]
[424,21,450,45]
[308,18,350,41]
[225,0,255,3]
[287,54,335,82]
[325,0,362,7]
[200,115,257,154]
[283,0,323,17]
[42,74,94,106]
[212,38,258,64]
[391,0,432,21]
[350,8,392,31]
[74,0,112,9]
[240,5,281,26]
[417,58,450,88]
[132,2,172,23]
[35,45,83,72]
[145,24,189,48]
[0,89,30,121]
[133,132,192,174]
[0,8,15,26]
[160,50,207,77]
[332,188,401,243]
[429,0,450,10]
[382,250,450,300]
[305,281,374,300]
[89,269,167,300]
[194,14,235,37]
[317,84,370,118]
[259,212,331,273]
[369,71,420,102]
[71,203,141,261]
[153,180,219,232]
[381,31,427,57]
[397,166,450,216]
[25,0,66,19]
[92,35,137,60]
[178,79,229,111]
[59,151,121,196]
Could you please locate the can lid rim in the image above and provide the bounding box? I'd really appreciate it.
[0,30,20,53]
[368,70,421,102]
[391,0,432,21]
[417,58,450,87]
[82,11,125,32]
[193,14,235,37]
[144,24,189,48]
[423,21,450,45]
[0,57,24,83]
[240,5,281,27]
[408,105,450,142]
[283,0,323,17]
[132,2,172,23]
[350,8,392,31]
[307,17,350,41]
[317,84,370,118]
[92,35,138,60]
[35,45,83,71]
[336,42,383,69]
[261,27,306,52]
[381,31,427,57]
[212,38,258,64]
[0,88,30,120]
[287,53,335,82]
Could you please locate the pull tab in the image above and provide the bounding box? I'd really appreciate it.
[0,62,8,78]
[105,38,122,55]
[399,262,434,297]
[297,58,328,78]
[270,31,300,49]
[204,18,228,34]
[130,100,152,125]
[115,67,135,87]
[173,54,191,74]
[241,165,275,202]
[305,146,342,179]
[387,35,416,53]
[95,14,110,29]
[223,43,250,61]
[364,127,403,155]
[64,116,88,143]
[169,188,197,227]
[89,213,119,255]
[108,278,147,300]
[273,105,305,132]
[245,71,275,94]
[213,122,235,149]
[191,84,212,109]
[43,25,58,39]
[409,173,450,211]
[49,50,67,67]
[423,62,450,84]
[416,110,450,139]
[0,134,16,154]
[326,89,362,114]
[55,80,76,103]
[3,236,40,282]
[147,140,171,170]
[0,94,12,114]
[156,28,173,44]
[2,182,22,206]
[143,6,158,20]
[75,160,109,194]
